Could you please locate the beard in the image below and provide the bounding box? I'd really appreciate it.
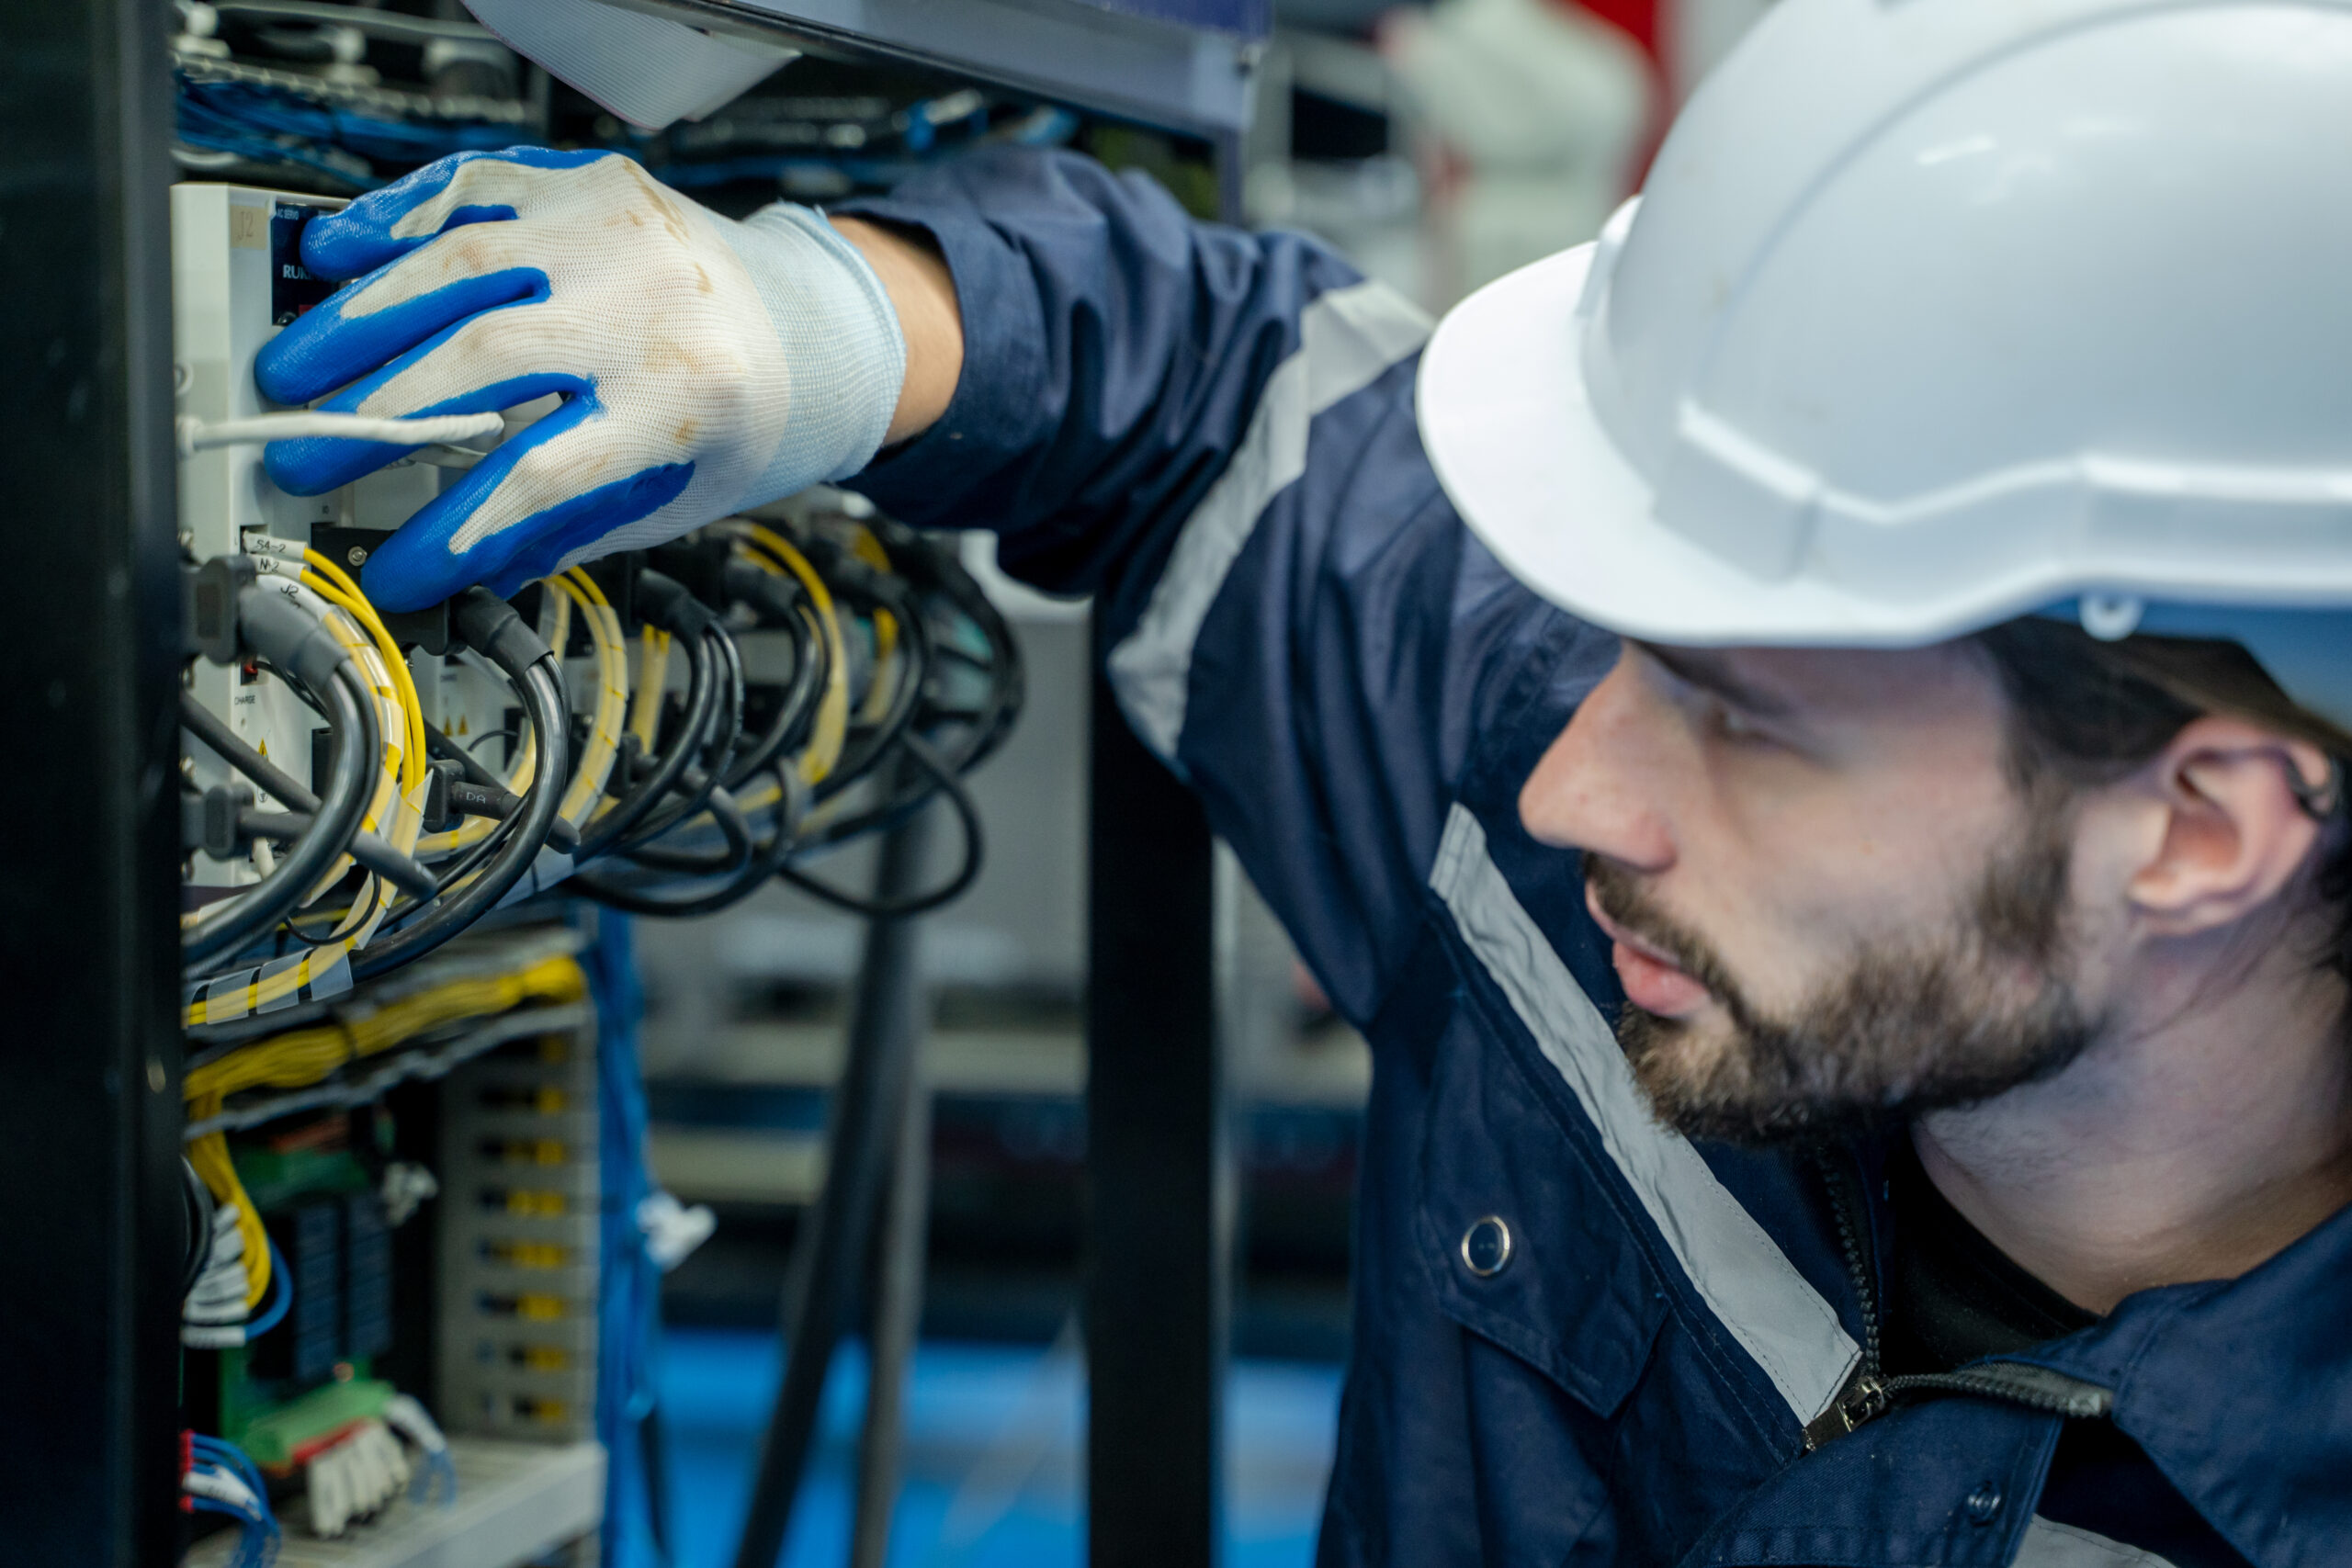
[1589,791,2098,1148]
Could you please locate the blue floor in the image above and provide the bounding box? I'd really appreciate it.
[657,1328,1343,1568]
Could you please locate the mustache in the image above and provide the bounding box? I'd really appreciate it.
[1583,858,1741,1005]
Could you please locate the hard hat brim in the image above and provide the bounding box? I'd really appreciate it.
[1418,243,1979,649]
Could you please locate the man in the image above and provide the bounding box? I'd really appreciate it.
[254,0,2352,1559]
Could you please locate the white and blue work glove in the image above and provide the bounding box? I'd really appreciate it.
[254,147,907,612]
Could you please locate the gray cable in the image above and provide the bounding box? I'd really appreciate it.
[183,659,376,968]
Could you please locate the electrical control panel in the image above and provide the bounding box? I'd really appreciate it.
[169,153,1021,1562]
[175,183,518,898]
[141,0,1238,1558]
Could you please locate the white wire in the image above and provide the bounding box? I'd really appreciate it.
[184,1464,263,1517]
[176,411,505,458]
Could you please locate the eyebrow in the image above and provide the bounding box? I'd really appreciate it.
[1629,641,1798,718]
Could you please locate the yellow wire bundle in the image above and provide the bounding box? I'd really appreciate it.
[185,953,588,1309]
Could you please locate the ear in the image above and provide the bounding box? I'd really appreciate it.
[2121,716,2335,938]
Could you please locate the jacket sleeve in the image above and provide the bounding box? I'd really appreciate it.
[841,146,1590,1025]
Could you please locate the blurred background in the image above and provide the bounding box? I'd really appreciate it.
[633,4,1771,1557]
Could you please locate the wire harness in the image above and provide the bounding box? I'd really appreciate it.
[179,495,1022,1015]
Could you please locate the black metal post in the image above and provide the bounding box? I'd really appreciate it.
[849,1069,933,1568]
[731,801,934,1568]
[0,0,185,1561]
[1084,640,1229,1568]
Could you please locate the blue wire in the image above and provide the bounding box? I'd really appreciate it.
[192,1435,270,1504]
[188,1483,275,1568]
[242,1239,292,1338]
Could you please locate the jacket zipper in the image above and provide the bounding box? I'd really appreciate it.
[1802,1149,2114,1452]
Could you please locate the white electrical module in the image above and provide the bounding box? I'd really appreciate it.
[173,183,526,892]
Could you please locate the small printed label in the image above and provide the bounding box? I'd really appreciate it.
[228,204,269,251]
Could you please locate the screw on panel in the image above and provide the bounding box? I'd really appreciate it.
[346,545,369,567]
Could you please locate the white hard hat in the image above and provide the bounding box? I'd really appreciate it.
[460,0,797,130]
[1417,0,2352,732]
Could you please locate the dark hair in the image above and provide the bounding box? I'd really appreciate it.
[1973,617,2352,973]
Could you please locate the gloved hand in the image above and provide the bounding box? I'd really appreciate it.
[254,147,907,611]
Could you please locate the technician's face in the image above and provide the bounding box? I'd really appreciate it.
[1519,639,2096,1145]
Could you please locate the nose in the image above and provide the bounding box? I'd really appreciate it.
[1517,649,1677,874]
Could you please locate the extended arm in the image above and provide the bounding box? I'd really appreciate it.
[257,144,1592,1020]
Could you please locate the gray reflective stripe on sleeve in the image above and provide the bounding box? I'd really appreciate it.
[1428,804,1861,1427]
[1106,278,1433,761]
[2014,1518,2181,1568]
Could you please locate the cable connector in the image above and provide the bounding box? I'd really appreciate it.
[451,586,553,675]
[184,555,259,665]
[634,569,718,640]
[235,582,351,692]
[183,783,256,862]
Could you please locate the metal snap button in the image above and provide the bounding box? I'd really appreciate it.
[1460,1215,1512,1278]
[1965,1483,2003,1525]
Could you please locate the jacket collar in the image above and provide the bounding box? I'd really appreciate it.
[2005,1192,2352,1568]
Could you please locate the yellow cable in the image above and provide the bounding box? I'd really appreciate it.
[300,553,424,792]
[288,596,404,931]
[188,1121,272,1310]
[628,627,671,752]
[183,953,585,1305]
[845,522,894,573]
[554,570,627,828]
[861,610,899,727]
[182,938,361,1030]
[186,953,586,1104]
[731,525,849,784]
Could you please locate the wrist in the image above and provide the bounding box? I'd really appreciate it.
[828,215,962,446]
[719,202,909,504]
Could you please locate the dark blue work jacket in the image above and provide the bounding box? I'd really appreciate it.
[842,147,2348,1568]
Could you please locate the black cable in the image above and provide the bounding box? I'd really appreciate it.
[180,689,315,810]
[707,618,747,778]
[616,770,748,874]
[572,768,806,919]
[239,809,439,898]
[607,626,744,855]
[639,621,746,835]
[573,622,714,860]
[764,537,1024,857]
[352,652,564,977]
[720,570,827,785]
[776,736,983,919]
[440,781,581,854]
[180,1156,217,1301]
[424,717,506,791]
[351,592,569,981]
[871,516,1023,773]
[730,795,933,1568]
[185,658,376,968]
[813,570,932,805]
[182,693,445,896]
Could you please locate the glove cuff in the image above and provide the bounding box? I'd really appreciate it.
[719,202,909,506]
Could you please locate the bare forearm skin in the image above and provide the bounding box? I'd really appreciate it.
[831,215,965,446]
